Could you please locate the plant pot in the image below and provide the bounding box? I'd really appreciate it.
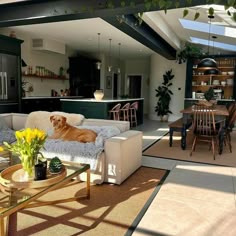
[160,115,169,122]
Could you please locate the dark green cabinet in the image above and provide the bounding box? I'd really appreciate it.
[69,56,100,98]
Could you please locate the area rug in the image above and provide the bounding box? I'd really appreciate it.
[143,130,236,167]
[14,167,167,236]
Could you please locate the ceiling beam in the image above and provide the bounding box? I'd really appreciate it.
[104,14,176,59]
[0,0,228,27]
[0,0,226,60]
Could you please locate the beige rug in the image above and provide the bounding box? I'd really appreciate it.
[13,167,166,236]
[143,131,236,167]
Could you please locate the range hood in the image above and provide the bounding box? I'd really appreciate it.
[32,38,65,54]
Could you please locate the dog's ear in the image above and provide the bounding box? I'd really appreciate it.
[62,116,67,124]
[50,115,54,122]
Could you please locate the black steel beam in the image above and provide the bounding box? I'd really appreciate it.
[0,0,226,60]
[104,14,176,59]
[0,0,227,27]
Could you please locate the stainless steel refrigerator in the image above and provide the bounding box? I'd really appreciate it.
[0,53,19,112]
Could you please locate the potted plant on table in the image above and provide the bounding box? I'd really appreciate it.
[155,69,174,122]
[1,128,47,180]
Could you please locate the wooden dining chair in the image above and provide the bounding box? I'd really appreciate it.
[219,108,236,154]
[190,104,218,160]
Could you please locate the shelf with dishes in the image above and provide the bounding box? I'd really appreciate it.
[22,74,68,81]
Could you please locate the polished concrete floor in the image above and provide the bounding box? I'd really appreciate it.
[132,118,236,236]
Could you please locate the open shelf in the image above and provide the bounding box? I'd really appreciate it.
[22,74,68,81]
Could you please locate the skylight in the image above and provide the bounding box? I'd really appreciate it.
[191,37,236,52]
[179,19,236,39]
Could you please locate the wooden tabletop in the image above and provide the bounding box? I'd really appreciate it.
[180,105,229,116]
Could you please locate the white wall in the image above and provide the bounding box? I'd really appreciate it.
[0,28,77,96]
[149,53,186,121]
[125,58,150,114]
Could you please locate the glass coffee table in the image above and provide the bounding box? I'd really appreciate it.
[0,161,90,236]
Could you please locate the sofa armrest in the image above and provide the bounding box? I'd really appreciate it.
[104,130,142,185]
[0,113,28,130]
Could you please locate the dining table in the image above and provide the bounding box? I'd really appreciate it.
[180,104,229,152]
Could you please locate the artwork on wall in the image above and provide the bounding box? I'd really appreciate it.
[106,75,112,89]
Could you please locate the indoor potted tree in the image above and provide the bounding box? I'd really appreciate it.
[155,69,174,122]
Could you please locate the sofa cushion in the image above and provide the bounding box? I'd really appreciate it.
[0,116,16,144]
[25,111,85,131]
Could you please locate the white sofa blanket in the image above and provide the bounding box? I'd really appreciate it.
[42,125,121,171]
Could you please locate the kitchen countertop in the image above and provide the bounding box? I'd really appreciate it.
[22,96,84,100]
[60,98,144,102]
[185,98,235,101]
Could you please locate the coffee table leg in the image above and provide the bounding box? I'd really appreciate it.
[86,169,90,199]
[6,213,17,236]
[0,217,4,236]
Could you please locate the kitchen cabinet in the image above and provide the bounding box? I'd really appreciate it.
[0,34,23,113]
[185,56,236,104]
[69,56,100,98]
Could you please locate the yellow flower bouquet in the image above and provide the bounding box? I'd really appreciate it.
[1,128,47,178]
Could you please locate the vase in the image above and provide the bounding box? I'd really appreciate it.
[94,90,104,100]
[34,161,47,180]
[20,154,36,180]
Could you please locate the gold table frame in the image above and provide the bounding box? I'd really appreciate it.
[0,161,90,236]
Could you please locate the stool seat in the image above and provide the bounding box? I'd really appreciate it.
[109,103,121,120]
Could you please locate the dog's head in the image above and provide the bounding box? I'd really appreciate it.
[50,115,67,129]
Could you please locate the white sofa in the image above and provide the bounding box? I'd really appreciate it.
[0,112,143,185]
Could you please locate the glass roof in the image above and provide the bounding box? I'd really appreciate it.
[179,19,236,38]
[190,37,236,52]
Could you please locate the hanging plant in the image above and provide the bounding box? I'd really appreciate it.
[176,42,203,64]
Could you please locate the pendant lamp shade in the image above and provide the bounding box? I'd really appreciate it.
[198,58,217,68]
[197,15,217,70]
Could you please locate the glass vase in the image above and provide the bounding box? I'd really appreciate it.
[20,154,36,180]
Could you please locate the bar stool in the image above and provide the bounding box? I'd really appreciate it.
[109,103,121,120]
[120,103,130,121]
[129,101,138,127]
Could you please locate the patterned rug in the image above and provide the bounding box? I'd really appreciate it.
[12,167,167,236]
[143,131,236,167]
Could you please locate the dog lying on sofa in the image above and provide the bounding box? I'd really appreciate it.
[0,111,143,185]
[49,115,97,143]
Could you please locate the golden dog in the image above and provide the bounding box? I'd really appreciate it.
[49,115,97,143]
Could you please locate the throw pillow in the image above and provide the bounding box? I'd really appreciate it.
[0,116,16,144]
[0,129,16,144]
[25,111,85,132]
[0,116,10,130]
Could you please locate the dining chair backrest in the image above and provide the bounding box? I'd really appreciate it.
[227,102,236,118]
[227,108,236,131]
[192,105,216,136]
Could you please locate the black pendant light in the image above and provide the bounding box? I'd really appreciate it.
[198,15,218,70]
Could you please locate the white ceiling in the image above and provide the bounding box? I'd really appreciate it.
[9,18,154,60]
[3,3,236,59]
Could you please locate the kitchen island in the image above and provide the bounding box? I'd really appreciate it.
[61,98,144,124]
